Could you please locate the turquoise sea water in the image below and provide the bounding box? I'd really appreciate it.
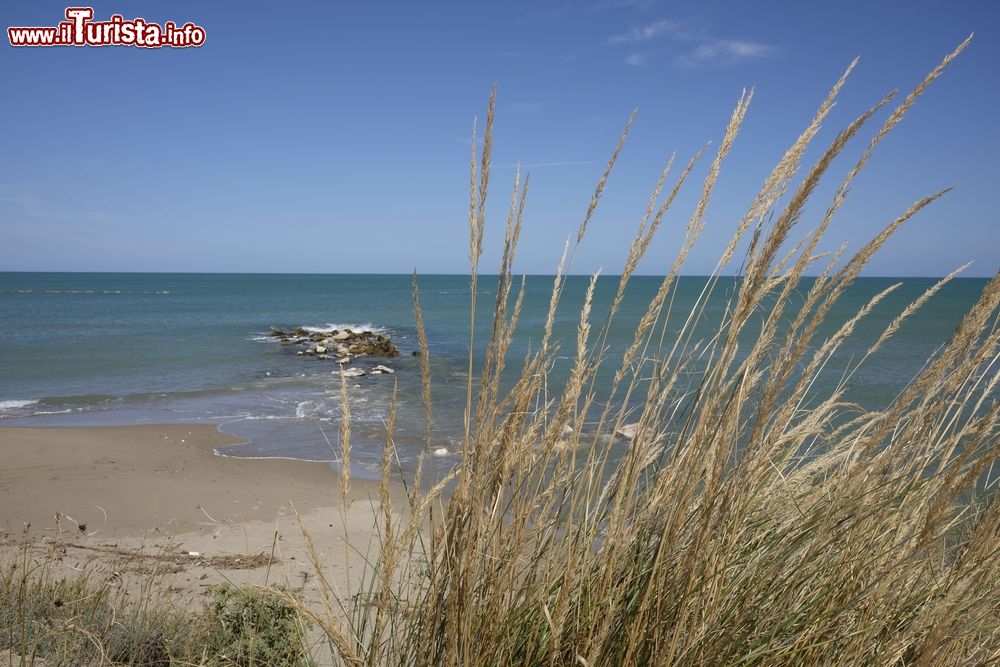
[0,272,988,479]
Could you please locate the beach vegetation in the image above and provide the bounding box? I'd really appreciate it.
[295,36,1000,666]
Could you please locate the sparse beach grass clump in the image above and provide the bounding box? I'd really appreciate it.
[1,540,189,665]
[299,37,1000,665]
[0,538,310,666]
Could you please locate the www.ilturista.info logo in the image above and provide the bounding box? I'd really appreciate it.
[8,7,205,48]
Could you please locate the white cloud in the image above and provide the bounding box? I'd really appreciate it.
[492,161,592,169]
[608,19,690,44]
[673,39,777,68]
[589,0,660,11]
[516,4,571,25]
[624,52,650,67]
[608,18,777,68]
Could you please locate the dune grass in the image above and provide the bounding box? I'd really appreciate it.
[296,36,1000,666]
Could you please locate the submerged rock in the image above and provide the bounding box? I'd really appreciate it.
[337,367,366,378]
[553,439,585,453]
[616,423,640,440]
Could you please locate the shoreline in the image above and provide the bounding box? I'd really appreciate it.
[0,423,402,610]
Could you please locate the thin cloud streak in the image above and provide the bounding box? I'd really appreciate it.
[608,18,778,67]
[608,19,690,43]
[492,161,593,169]
[625,52,651,66]
[588,0,660,11]
[516,4,571,24]
[674,40,778,68]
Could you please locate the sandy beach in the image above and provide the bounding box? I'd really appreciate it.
[0,424,397,608]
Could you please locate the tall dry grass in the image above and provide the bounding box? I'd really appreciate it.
[301,37,1000,665]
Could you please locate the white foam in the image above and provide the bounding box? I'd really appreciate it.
[295,401,316,419]
[212,449,334,463]
[302,322,386,334]
[0,399,39,411]
[294,400,341,419]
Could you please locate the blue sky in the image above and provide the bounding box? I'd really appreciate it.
[1,1,997,276]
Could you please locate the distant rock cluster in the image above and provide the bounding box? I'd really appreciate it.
[267,327,400,377]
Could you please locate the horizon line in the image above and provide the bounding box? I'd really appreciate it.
[0,270,993,280]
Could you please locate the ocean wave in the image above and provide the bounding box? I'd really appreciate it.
[302,322,387,334]
[0,399,39,411]
[295,400,326,419]
[224,413,306,422]
[215,397,382,424]
[249,323,389,342]
[212,449,335,463]
[4,288,170,295]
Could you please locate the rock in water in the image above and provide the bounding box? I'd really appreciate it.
[432,447,450,457]
[553,439,583,453]
[616,423,640,440]
[372,365,395,374]
[267,324,401,365]
[337,368,366,378]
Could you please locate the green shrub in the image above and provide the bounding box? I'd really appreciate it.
[206,583,310,666]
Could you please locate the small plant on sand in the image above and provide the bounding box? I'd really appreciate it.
[206,583,311,667]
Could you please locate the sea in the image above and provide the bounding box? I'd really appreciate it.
[0,272,988,480]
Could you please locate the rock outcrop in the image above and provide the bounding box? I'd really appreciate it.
[268,327,399,357]
[266,327,400,377]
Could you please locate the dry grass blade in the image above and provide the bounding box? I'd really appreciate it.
[340,369,352,507]
[412,271,434,444]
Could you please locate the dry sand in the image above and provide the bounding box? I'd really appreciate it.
[0,424,401,610]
